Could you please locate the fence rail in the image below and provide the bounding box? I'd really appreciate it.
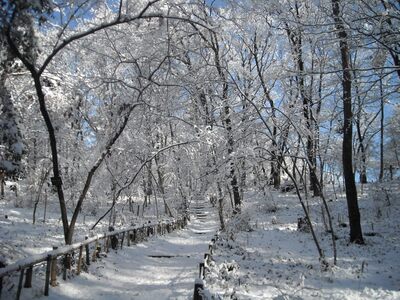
[0,217,187,300]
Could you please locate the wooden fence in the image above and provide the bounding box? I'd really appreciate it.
[193,232,220,300]
[0,217,187,300]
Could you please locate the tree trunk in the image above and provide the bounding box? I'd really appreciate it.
[217,183,225,231]
[285,5,320,197]
[379,76,384,182]
[355,117,368,184]
[213,33,241,210]
[32,167,51,224]
[332,0,364,244]
[252,32,281,189]
[0,172,4,198]
[359,148,368,184]
[271,162,281,188]
[32,73,70,243]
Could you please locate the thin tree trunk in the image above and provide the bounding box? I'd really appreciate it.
[252,32,281,189]
[355,113,368,184]
[214,35,241,210]
[0,172,4,198]
[285,12,320,197]
[379,76,384,182]
[217,183,225,231]
[332,0,364,244]
[352,65,370,185]
[33,73,70,243]
[32,167,51,224]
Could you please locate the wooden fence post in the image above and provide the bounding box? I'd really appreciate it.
[106,236,110,253]
[121,232,125,249]
[50,247,58,287]
[77,245,83,275]
[110,234,118,250]
[96,245,101,258]
[204,253,210,265]
[92,240,98,262]
[44,255,51,296]
[103,236,108,253]
[16,268,24,300]
[62,253,69,280]
[193,278,204,300]
[24,266,33,288]
[199,262,204,279]
[137,228,141,242]
[0,261,4,299]
[85,236,90,266]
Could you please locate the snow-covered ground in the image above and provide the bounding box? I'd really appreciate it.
[0,196,219,300]
[39,209,218,300]
[1,181,399,300]
[205,182,400,299]
[0,189,172,265]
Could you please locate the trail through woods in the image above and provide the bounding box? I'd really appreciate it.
[40,202,218,300]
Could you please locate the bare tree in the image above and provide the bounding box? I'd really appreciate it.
[331,0,364,244]
[3,0,206,244]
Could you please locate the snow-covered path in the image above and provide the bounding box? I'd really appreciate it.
[40,206,218,300]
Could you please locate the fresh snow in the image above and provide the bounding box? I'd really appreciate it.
[1,182,399,299]
[205,183,400,299]
[0,200,218,300]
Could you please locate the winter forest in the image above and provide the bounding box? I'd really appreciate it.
[0,0,399,299]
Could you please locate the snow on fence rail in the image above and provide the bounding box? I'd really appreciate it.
[193,231,220,300]
[0,217,188,300]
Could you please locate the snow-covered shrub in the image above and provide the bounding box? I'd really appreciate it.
[224,211,253,241]
[217,260,239,283]
[198,280,222,300]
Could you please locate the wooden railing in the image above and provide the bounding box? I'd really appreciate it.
[0,217,187,300]
[193,231,220,300]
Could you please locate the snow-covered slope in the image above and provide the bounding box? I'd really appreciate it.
[205,182,400,299]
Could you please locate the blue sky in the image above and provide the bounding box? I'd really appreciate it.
[206,0,227,8]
